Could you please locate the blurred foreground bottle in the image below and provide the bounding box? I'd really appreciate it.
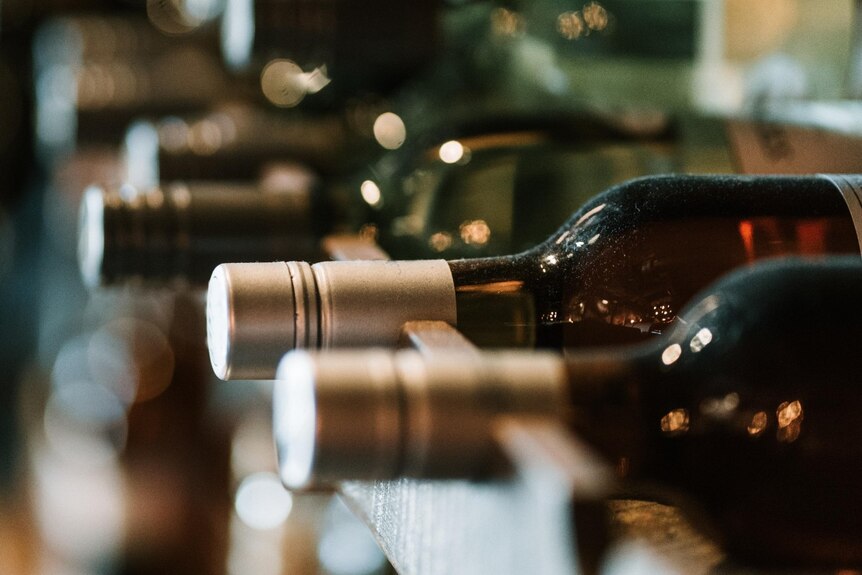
[23,287,231,575]
[208,174,862,379]
[273,257,862,568]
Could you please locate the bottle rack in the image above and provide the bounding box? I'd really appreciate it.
[5,4,861,574]
[322,239,725,575]
[334,320,725,575]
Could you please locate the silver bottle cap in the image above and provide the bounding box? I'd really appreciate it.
[80,173,317,289]
[207,260,457,380]
[273,349,568,489]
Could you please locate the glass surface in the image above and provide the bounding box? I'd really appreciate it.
[372,125,683,261]
[450,175,860,349]
[563,258,862,566]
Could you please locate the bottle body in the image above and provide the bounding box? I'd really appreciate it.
[79,173,328,288]
[452,174,861,347]
[124,104,356,188]
[564,257,862,566]
[272,258,862,566]
[100,112,671,288]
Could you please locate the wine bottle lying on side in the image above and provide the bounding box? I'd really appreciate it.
[207,173,862,380]
[273,256,862,568]
[83,110,664,288]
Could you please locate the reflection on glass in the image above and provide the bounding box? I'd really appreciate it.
[160,116,189,152]
[360,180,383,207]
[777,400,803,428]
[557,12,587,41]
[699,392,739,419]
[373,112,407,150]
[776,400,803,442]
[459,219,491,246]
[491,7,524,38]
[660,408,690,435]
[439,140,466,164]
[358,224,379,243]
[557,2,610,41]
[260,59,310,108]
[582,2,610,31]
[187,119,225,156]
[689,327,713,352]
[661,343,682,366]
[747,411,769,437]
[429,231,454,252]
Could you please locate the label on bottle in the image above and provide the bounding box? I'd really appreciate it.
[823,174,862,255]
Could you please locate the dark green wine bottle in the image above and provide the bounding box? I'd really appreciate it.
[86,112,656,287]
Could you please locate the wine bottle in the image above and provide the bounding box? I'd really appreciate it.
[78,166,328,287]
[207,174,862,380]
[33,15,232,165]
[221,0,440,108]
[123,103,357,188]
[272,256,862,567]
[89,111,663,288]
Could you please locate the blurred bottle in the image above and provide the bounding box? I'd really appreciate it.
[353,109,734,261]
[32,14,233,166]
[88,108,694,287]
[79,165,327,287]
[220,0,441,108]
[27,15,236,564]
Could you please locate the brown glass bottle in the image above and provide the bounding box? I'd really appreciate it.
[450,174,862,348]
[208,174,862,379]
[560,257,862,567]
[274,257,862,567]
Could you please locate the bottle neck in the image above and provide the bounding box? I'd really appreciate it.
[87,181,330,287]
[448,251,551,348]
[563,347,651,480]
